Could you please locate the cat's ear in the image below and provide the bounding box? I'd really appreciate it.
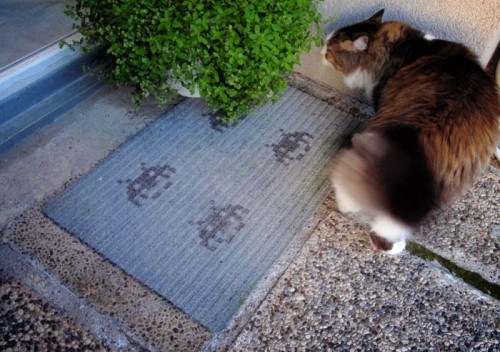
[339,36,369,52]
[368,9,384,23]
[352,36,369,51]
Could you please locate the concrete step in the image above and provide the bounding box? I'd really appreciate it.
[0,35,103,155]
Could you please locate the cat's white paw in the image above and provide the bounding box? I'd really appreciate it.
[369,232,407,255]
[370,215,411,254]
[386,238,406,255]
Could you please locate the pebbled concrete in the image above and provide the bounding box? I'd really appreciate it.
[1,276,106,351]
[231,194,500,351]
[0,243,136,351]
[414,167,500,285]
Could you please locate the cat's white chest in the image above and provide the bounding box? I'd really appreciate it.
[344,68,376,98]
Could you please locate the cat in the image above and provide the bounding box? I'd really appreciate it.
[322,9,500,254]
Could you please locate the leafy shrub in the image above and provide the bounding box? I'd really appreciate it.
[64,0,323,123]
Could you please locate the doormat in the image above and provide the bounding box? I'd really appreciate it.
[44,87,358,332]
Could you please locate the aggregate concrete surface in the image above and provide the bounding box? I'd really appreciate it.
[1,75,499,351]
[415,168,500,285]
[1,277,105,351]
[231,194,499,351]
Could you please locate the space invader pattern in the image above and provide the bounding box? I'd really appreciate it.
[267,130,314,165]
[193,201,250,251]
[117,162,176,206]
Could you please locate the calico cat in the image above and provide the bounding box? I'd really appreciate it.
[322,9,500,254]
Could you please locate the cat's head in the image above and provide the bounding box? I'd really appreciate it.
[321,9,385,73]
[321,10,386,95]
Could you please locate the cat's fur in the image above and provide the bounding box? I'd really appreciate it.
[322,9,500,254]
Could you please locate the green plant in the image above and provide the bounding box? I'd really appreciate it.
[64,0,323,123]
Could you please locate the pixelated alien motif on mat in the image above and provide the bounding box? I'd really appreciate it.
[117,162,176,206]
[267,130,314,165]
[191,201,250,251]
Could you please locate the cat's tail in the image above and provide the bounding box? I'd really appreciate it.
[331,125,436,253]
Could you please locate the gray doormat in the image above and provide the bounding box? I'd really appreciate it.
[44,87,358,332]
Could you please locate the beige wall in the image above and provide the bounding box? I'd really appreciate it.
[296,0,500,100]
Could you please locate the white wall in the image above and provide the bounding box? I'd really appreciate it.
[296,0,499,99]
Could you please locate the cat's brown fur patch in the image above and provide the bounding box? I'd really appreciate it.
[365,42,499,203]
